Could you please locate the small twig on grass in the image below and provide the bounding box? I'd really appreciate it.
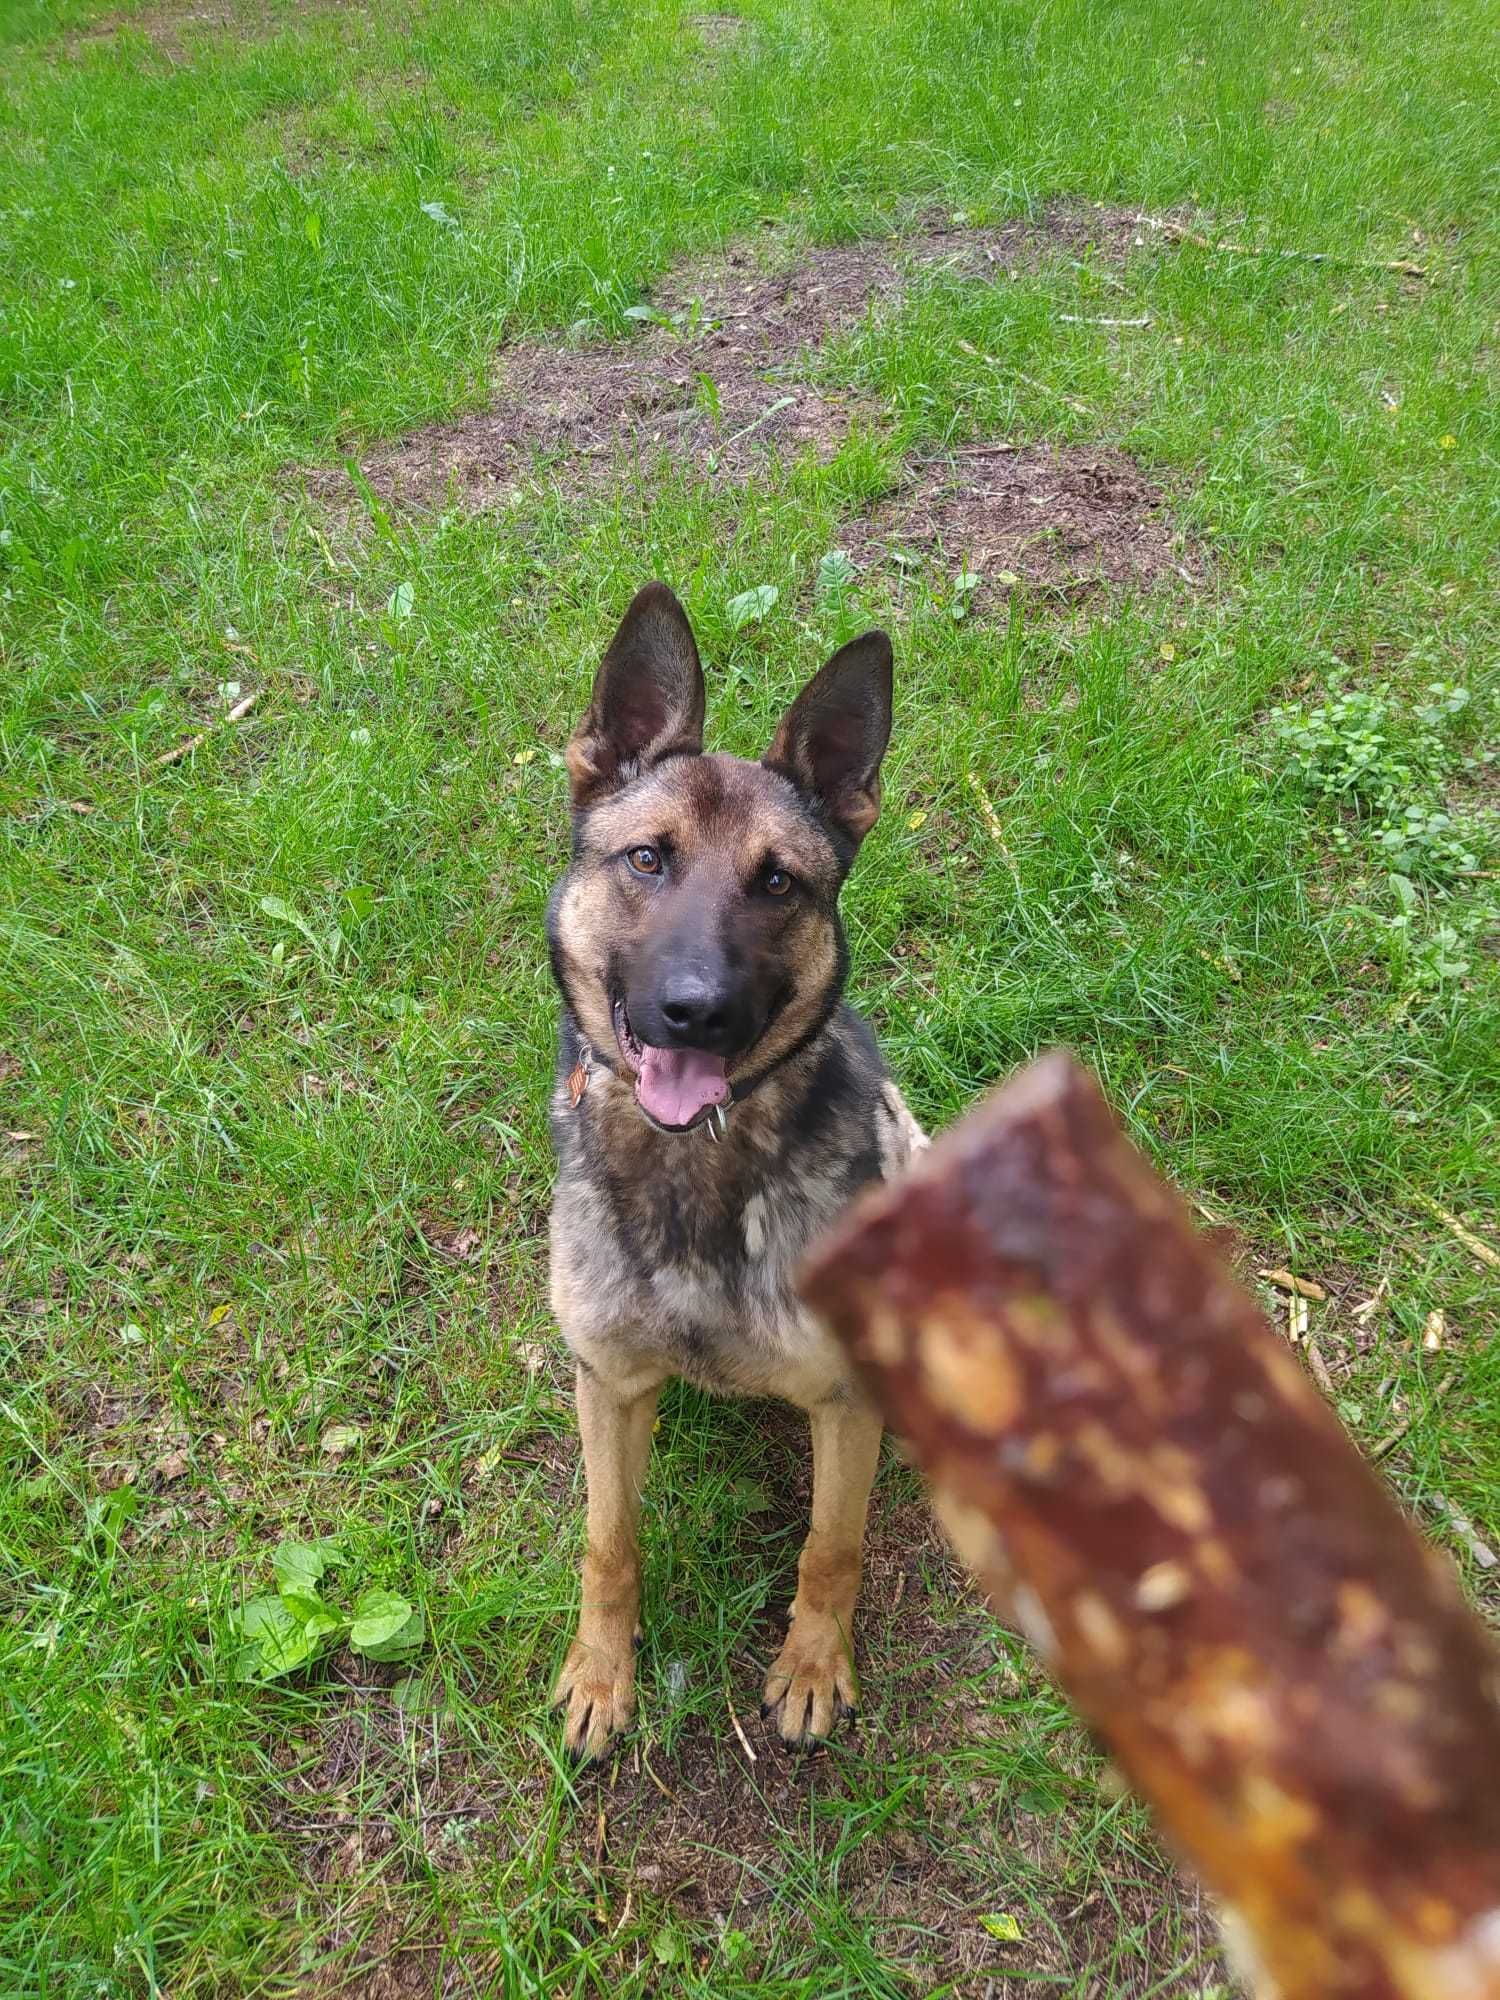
[1058,313,1151,328]
[592,1805,609,1923]
[711,393,797,463]
[1305,1340,1335,1397]
[725,1686,757,1762]
[641,1746,675,1802]
[1352,1273,1390,1323]
[1371,1371,1456,1461]
[151,690,259,769]
[288,1807,494,1833]
[966,772,1021,878]
[933,440,1024,457]
[1068,259,1129,293]
[1259,1267,1328,1301]
[956,340,1093,416]
[1418,1196,1500,1273]
[1143,214,1429,280]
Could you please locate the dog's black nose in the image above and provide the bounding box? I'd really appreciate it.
[657,973,738,1051]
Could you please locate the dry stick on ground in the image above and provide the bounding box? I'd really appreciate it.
[1371,1369,1459,1461]
[1143,214,1430,280]
[1058,314,1152,327]
[956,340,1093,416]
[150,690,259,768]
[1419,1197,1500,1273]
[799,1051,1500,2000]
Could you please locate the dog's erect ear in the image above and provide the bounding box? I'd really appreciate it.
[566,583,706,809]
[763,630,893,849]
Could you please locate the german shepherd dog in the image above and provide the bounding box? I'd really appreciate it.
[546,583,926,1759]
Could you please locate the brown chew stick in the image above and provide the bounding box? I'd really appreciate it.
[798,1051,1500,2000]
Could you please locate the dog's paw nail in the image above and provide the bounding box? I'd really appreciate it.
[759,1701,772,1720]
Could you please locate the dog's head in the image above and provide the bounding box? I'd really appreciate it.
[547,582,893,1133]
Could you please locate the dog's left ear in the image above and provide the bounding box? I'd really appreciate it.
[764,630,893,850]
[566,582,706,809]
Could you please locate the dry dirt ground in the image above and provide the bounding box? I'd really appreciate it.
[304,206,1197,613]
[293,1473,1211,2000]
[63,0,361,60]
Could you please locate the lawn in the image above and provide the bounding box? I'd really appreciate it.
[2,0,1497,1992]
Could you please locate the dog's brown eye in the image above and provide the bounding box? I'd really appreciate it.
[626,846,662,876]
[764,867,793,897]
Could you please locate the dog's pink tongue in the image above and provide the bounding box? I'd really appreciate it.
[636,1045,729,1128]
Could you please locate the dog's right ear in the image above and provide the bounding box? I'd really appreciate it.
[566,583,706,810]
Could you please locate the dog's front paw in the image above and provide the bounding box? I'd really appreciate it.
[762,1613,858,1747]
[552,1632,637,1761]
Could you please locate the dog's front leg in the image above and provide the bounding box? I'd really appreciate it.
[553,1362,662,1760]
[763,1393,883,1746]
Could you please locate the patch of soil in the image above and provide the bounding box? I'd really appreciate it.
[685,10,751,50]
[304,205,1155,526]
[539,1491,1213,1992]
[264,1395,1213,1990]
[839,443,1197,603]
[65,0,354,59]
[330,344,865,517]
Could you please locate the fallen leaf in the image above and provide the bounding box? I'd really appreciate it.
[725,583,779,631]
[320,1422,363,1460]
[981,1913,1023,1942]
[1259,1267,1327,1301]
[207,1302,232,1327]
[906,810,928,832]
[1422,1309,1445,1353]
[154,1450,190,1482]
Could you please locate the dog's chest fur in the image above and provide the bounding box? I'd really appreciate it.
[549,1005,924,1402]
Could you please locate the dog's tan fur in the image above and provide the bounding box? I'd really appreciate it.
[545,583,925,1757]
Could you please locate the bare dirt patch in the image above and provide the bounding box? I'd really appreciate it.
[839,443,1198,605]
[65,0,355,60]
[267,1398,1213,1992]
[685,10,752,51]
[304,205,1161,541]
[540,1489,1213,1993]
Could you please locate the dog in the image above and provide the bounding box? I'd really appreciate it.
[546,581,926,1759]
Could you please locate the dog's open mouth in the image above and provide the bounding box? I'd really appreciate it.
[612,997,731,1132]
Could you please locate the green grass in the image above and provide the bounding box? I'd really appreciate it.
[2,0,1497,1991]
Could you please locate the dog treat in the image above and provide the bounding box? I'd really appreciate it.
[798,1051,1500,2000]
